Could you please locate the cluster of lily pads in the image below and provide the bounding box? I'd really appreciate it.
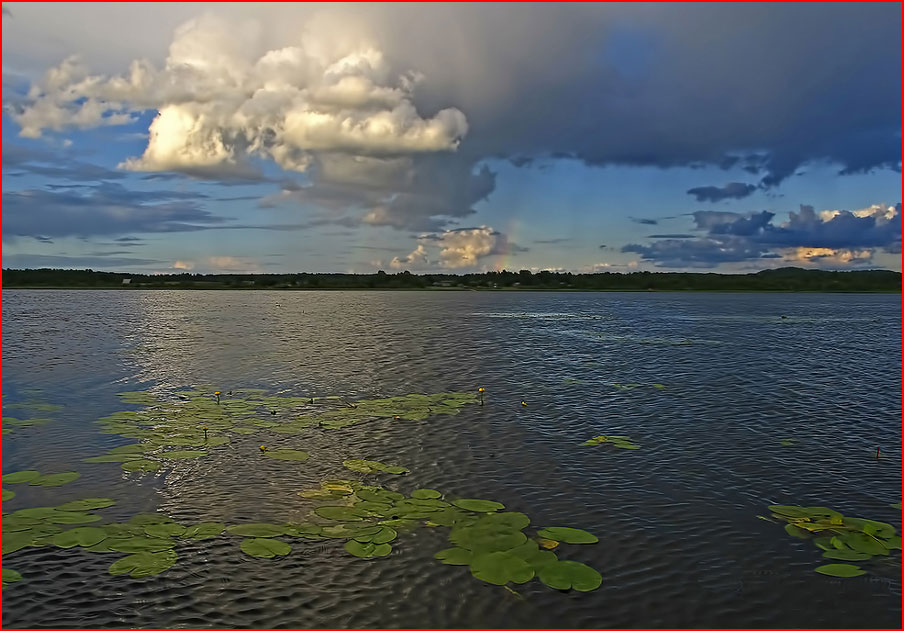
[82,388,478,474]
[766,504,901,577]
[3,469,80,500]
[581,435,640,450]
[2,477,603,594]
[2,399,63,436]
[296,478,603,590]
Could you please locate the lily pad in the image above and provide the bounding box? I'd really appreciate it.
[537,527,598,544]
[29,472,80,487]
[2,470,41,484]
[344,540,392,558]
[263,448,310,461]
[355,526,397,544]
[57,498,116,511]
[109,550,178,577]
[182,522,226,540]
[315,506,372,522]
[3,489,15,501]
[822,549,873,561]
[2,568,22,587]
[241,537,291,558]
[814,563,866,578]
[434,547,474,565]
[226,523,289,537]
[452,499,505,513]
[48,511,102,524]
[50,527,107,548]
[411,489,442,499]
[343,459,409,475]
[469,551,535,585]
[145,523,187,538]
[537,560,602,591]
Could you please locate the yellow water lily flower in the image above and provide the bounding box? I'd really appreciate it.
[538,538,559,550]
[478,387,485,393]
[521,401,527,406]
[259,445,268,452]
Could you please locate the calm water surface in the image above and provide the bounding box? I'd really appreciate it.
[2,290,900,628]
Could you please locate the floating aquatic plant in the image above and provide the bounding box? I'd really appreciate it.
[768,504,901,577]
[2,400,64,436]
[84,387,478,475]
[779,438,798,447]
[3,489,15,501]
[28,472,80,487]
[241,538,291,558]
[109,550,178,577]
[581,435,640,450]
[342,460,409,475]
[2,568,22,588]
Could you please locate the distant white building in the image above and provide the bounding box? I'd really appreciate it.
[122,278,131,285]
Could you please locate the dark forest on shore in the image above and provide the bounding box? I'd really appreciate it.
[3,267,900,292]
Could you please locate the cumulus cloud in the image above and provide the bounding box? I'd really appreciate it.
[686,182,758,202]
[383,226,526,270]
[8,13,468,217]
[623,203,901,268]
[389,243,427,269]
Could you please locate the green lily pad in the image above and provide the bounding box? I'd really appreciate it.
[822,549,873,561]
[158,450,207,459]
[48,511,102,524]
[182,522,226,540]
[121,459,161,473]
[343,459,409,475]
[537,560,602,591]
[230,427,258,435]
[321,524,381,539]
[3,489,15,501]
[2,471,41,484]
[129,513,176,526]
[450,525,527,553]
[241,537,291,558]
[344,540,392,558]
[784,523,809,539]
[452,499,505,513]
[109,444,146,454]
[814,563,866,578]
[537,527,598,544]
[2,568,22,587]
[50,527,107,548]
[434,547,474,565]
[285,523,324,539]
[57,498,116,511]
[355,527,397,544]
[29,472,80,487]
[109,550,178,577]
[315,506,372,522]
[226,523,289,537]
[469,551,534,585]
[482,512,530,530]
[145,523,187,538]
[83,454,145,463]
[837,532,890,556]
[263,449,310,461]
[12,507,62,519]
[411,489,442,499]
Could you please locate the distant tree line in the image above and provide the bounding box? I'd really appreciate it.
[2,267,900,292]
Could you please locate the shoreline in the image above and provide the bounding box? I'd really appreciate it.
[3,286,900,294]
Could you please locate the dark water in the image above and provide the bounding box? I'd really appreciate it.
[2,290,900,629]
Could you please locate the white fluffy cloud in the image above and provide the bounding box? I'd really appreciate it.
[384,226,523,270]
[11,14,468,175]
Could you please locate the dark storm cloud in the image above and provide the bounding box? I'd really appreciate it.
[3,144,125,181]
[3,183,225,238]
[623,203,901,267]
[534,237,572,244]
[2,254,160,268]
[686,182,758,202]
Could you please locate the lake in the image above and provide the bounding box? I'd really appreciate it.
[2,289,900,628]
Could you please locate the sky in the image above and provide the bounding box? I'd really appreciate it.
[2,3,901,274]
